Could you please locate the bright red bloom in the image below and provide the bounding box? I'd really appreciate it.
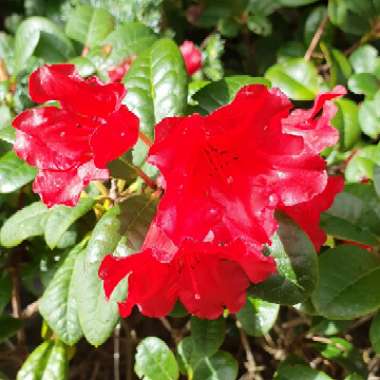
[148,84,345,250]
[13,64,139,207]
[108,56,136,82]
[99,219,276,319]
[180,40,202,75]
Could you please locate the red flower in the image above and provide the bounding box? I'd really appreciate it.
[108,56,136,82]
[148,84,344,250]
[13,64,139,207]
[180,40,202,76]
[99,219,276,319]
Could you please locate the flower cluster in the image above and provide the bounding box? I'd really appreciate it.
[14,62,345,319]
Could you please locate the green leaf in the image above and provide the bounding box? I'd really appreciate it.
[349,45,380,74]
[253,214,318,305]
[86,206,122,263]
[123,38,187,169]
[135,337,179,380]
[265,58,321,100]
[191,317,225,357]
[104,22,157,65]
[193,351,238,380]
[0,202,49,248]
[72,247,126,346]
[332,98,361,150]
[65,5,115,47]
[236,297,279,337]
[0,125,16,145]
[39,243,85,346]
[194,75,270,115]
[16,341,68,380]
[370,312,380,354]
[374,165,380,197]
[14,17,75,73]
[0,272,11,315]
[304,6,333,46]
[177,337,202,378]
[0,315,22,343]
[345,145,380,183]
[312,245,380,319]
[0,151,36,193]
[358,90,380,139]
[348,73,380,98]
[279,0,319,5]
[344,375,365,380]
[275,364,333,380]
[44,197,95,249]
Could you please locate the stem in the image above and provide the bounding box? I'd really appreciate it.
[236,320,258,378]
[304,15,329,61]
[114,323,121,380]
[10,266,26,346]
[21,300,39,319]
[0,59,9,82]
[139,131,153,148]
[120,158,157,190]
[122,320,134,380]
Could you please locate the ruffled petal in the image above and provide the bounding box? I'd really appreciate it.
[90,106,139,168]
[13,107,92,170]
[279,176,344,251]
[33,160,108,207]
[29,64,126,116]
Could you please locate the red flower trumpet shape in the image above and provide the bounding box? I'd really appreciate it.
[148,84,346,251]
[13,64,139,207]
[99,219,276,319]
[180,40,202,75]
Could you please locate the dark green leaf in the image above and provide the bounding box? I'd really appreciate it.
[236,297,279,337]
[275,364,333,379]
[253,214,318,305]
[135,337,179,380]
[39,243,85,345]
[0,272,11,315]
[348,73,379,98]
[193,351,238,380]
[0,315,22,343]
[370,311,380,354]
[312,245,380,319]
[0,202,49,247]
[0,152,36,193]
[191,317,225,357]
[65,5,115,47]
[44,197,95,249]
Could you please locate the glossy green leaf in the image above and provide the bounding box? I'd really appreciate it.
[16,340,68,380]
[135,337,179,380]
[370,311,380,354]
[14,17,74,73]
[312,245,380,319]
[44,197,95,249]
[265,58,321,100]
[349,45,380,74]
[39,243,85,345]
[191,317,225,357]
[177,337,202,378]
[348,73,379,98]
[345,145,380,183]
[253,214,318,305]
[72,247,126,346]
[358,90,380,139]
[194,75,270,114]
[123,38,187,168]
[0,202,49,247]
[104,22,157,65]
[332,98,361,150]
[0,125,16,145]
[275,364,333,380]
[374,165,380,197]
[65,5,115,47]
[0,315,22,343]
[236,297,279,337]
[0,151,36,193]
[193,351,238,380]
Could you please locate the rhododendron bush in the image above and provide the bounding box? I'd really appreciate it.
[1,1,380,380]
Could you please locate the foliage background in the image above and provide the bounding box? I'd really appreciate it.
[1,0,380,379]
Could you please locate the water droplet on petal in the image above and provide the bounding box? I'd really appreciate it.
[195,293,200,300]
[226,176,234,184]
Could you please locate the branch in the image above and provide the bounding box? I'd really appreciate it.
[21,300,39,319]
[0,59,9,82]
[139,131,153,148]
[304,15,329,61]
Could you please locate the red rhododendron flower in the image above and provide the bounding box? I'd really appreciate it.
[180,40,202,75]
[148,84,345,250]
[99,219,276,319]
[13,64,139,207]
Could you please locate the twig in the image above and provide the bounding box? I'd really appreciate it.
[20,300,39,319]
[114,323,121,380]
[236,320,260,379]
[304,15,329,61]
[122,320,134,380]
[0,59,9,82]
[9,266,26,346]
[139,131,153,148]
[120,158,157,190]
